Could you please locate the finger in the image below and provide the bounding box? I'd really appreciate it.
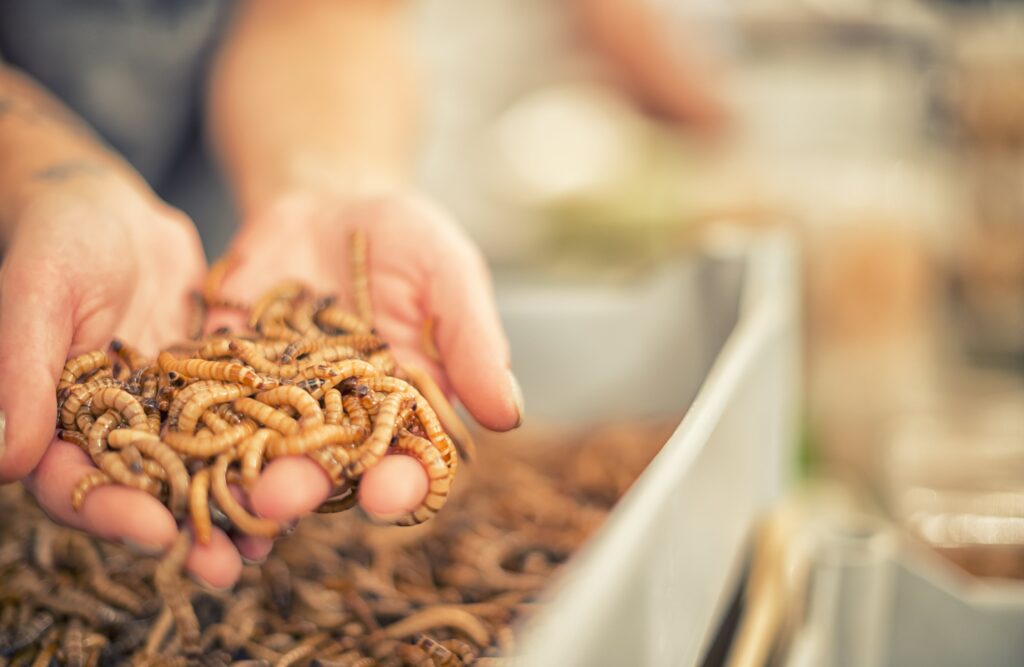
[234,534,274,564]
[358,454,429,519]
[185,524,243,590]
[429,241,522,431]
[0,257,75,481]
[25,439,177,550]
[249,456,333,521]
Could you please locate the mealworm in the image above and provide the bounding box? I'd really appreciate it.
[257,320,305,342]
[153,533,200,655]
[274,631,331,667]
[248,280,307,330]
[366,350,397,374]
[239,430,278,490]
[166,380,226,425]
[164,421,257,458]
[414,635,461,667]
[266,424,366,458]
[396,644,433,667]
[210,453,279,539]
[305,345,362,366]
[158,352,263,388]
[284,293,324,338]
[228,339,298,378]
[97,452,162,497]
[62,618,85,667]
[189,469,213,545]
[119,444,144,474]
[88,387,150,431]
[255,386,324,428]
[66,533,144,614]
[323,389,343,425]
[379,606,490,646]
[7,611,54,654]
[196,337,233,360]
[59,351,110,391]
[347,391,409,476]
[108,431,190,517]
[71,471,114,511]
[175,384,256,434]
[307,447,352,487]
[58,377,123,429]
[86,410,121,460]
[233,397,300,435]
[38,588,129,627]
[403,363,476,462]
[341,394,371,431]
[57,428,89,452]
[200,408,232,434]
[109,339,151,372]
[316,306,371,335]
[389,432,452,527]
[280,334,384,364]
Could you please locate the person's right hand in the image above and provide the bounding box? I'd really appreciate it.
[0,174,241,586]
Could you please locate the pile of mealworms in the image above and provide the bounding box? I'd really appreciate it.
[0,422,669,666]
[56,232,468,542]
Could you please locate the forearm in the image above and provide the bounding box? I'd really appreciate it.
[207,0,419,219]
[0,65,150,235]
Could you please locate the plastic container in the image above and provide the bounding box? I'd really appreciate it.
[492,229,800,666]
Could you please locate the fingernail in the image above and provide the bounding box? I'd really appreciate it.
[0,409,6,463]
[122,537,163,556]
[241,555,267,566]
[508,370,524,429]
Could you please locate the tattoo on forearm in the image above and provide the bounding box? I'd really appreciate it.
[33,160,107,182]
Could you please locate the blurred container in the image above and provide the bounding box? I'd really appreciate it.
[492,229,799,665]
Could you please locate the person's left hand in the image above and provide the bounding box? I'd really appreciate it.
[205,190,523,562]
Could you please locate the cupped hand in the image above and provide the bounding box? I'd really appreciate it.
[0,179,246,587]
[210,190,522,542]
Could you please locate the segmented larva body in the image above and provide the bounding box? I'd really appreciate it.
[86,410,120,461]
[71,471,114,511]
[323,389,343,426]
[307,445,352,486]
[255,386,323,429]
[347,391,410,477]
[153,534,200,655]
[239,429,278,490]
[280,334,384,364]
[157,352,262,388]
[316,306,371,335]
[233,397,299,435]
[404,363,476,462]
[175,384,255,434]
[266,424,367,458]
[248,280,306,330]
[342,393,372,431]
[188,469,213,545]
[210,453,279,539]
[108,430,190,517]
[166,380,226,425]
[88,387,150,432]
[96,452,161,497]
[59,378,123,429]
[390,431,453,526]
[108,339,151,372]
[59,351,110,391]
[164,421,257,458]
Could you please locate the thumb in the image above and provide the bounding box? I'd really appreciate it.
[0,256,74,482]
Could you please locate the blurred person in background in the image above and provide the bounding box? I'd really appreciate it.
[0,0,724,586]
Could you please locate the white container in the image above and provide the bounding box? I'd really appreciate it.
[493,230,800,666]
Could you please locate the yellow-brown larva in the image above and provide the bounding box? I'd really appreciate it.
[157,352,263,388]
[88,387,150,432]
[255,385,324,429]
[347,391,410,477]
[247,280,306,330]
[341,393,371,431]
[58,351,110,391]
[389,431,452,526]
[188,469,213,545]
[210,453,279,539]
[153,534,200,655]
[164,421,257,458]
[403,363,477,462]
[96,452,162,498]
[323,389,343,426]
[239,429,279,490]
[108,430,191,517]
[280,333,385,364]
[71,470,114,511]
[175,384,256,434]
[58,377,123,429]
[233,397,300,436]
[265,424,367,459]
[315,306,372,335]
